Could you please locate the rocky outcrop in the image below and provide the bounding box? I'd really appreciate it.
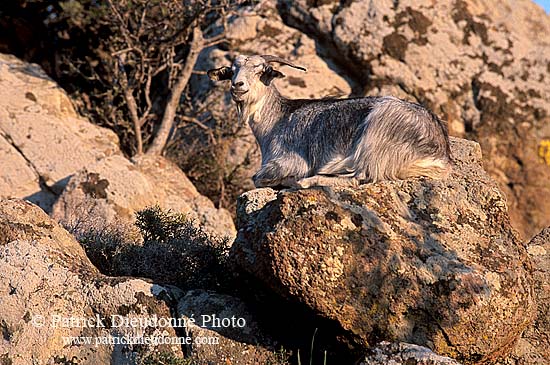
[231,137,535,363]
[361,342,463,365]
[0,53,235,237]
[0,199,183,364]
[278,0,550,240]
[175,289,281,364]
[503,227,550,364]
[0,53,118,211]
[51,154,235,238]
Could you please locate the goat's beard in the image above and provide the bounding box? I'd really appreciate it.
[236,101,243,119]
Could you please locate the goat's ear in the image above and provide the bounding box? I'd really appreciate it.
[261,65,285,85]
[207,66,233,81]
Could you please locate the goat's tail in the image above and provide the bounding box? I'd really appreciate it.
[397,157,451,180]
[319,97,451,182]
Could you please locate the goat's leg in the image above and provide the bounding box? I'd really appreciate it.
[253,155,309,188]
[253,162,298,188]
[254,175,300,188]
[296,175,360,188]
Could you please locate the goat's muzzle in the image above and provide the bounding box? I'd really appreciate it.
[231,88,248,101]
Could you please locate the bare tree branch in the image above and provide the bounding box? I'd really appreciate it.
[180,115,216,145]
[142,68,153,124]
[68,0,243,156]
[116,57,144,155]
[147,26,204,155]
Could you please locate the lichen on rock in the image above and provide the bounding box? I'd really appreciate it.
[0,199,183,364]
[231,137,535,363]
[278,0,550,240]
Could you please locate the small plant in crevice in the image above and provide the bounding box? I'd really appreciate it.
[135,205,191,243]
[296,329,328,365]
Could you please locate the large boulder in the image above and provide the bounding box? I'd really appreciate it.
[0,52,235,237]
[231,137,535,363]
[51,154,236,238]
[0,53,119,211]
[278,0,550,240]
[0,199,183,364]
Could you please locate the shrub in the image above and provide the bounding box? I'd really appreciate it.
[69,205,231,291]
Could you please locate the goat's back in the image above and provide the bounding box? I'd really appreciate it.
[273,96,450,181]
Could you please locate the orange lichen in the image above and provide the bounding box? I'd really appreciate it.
[538,139,550,165]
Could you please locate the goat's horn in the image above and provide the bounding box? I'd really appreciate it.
[261,55,307,71]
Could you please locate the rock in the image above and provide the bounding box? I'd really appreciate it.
[0,53,235,238]
[51,154,236,238]
[0,134,56,214]
[0,199,183,364]
[361,342,463,365]
[175,289,282,364]
[231,137,535,363]
[0,53,119,211]
[278,0,550,240]
[502,227,550,364]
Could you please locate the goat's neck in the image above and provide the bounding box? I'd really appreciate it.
[238,86,286,140]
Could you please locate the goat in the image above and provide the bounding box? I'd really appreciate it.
[208,54,451,188]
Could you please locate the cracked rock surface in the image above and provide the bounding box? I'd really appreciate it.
[0,53,235,237]
[0,53,119,211]
[0,199,183,364]
[231,138,535,363]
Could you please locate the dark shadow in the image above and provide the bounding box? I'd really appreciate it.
[23,189,56,214]
[6,62,53,82]
[23,174,73,213]
[231,271,364,364]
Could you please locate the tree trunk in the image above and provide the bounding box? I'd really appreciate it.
[146,27,204,155]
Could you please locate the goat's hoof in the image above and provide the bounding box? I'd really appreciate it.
[254,178,277,188]
[295,180,312,189]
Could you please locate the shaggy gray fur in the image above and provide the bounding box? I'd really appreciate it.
[208,55,451,188]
